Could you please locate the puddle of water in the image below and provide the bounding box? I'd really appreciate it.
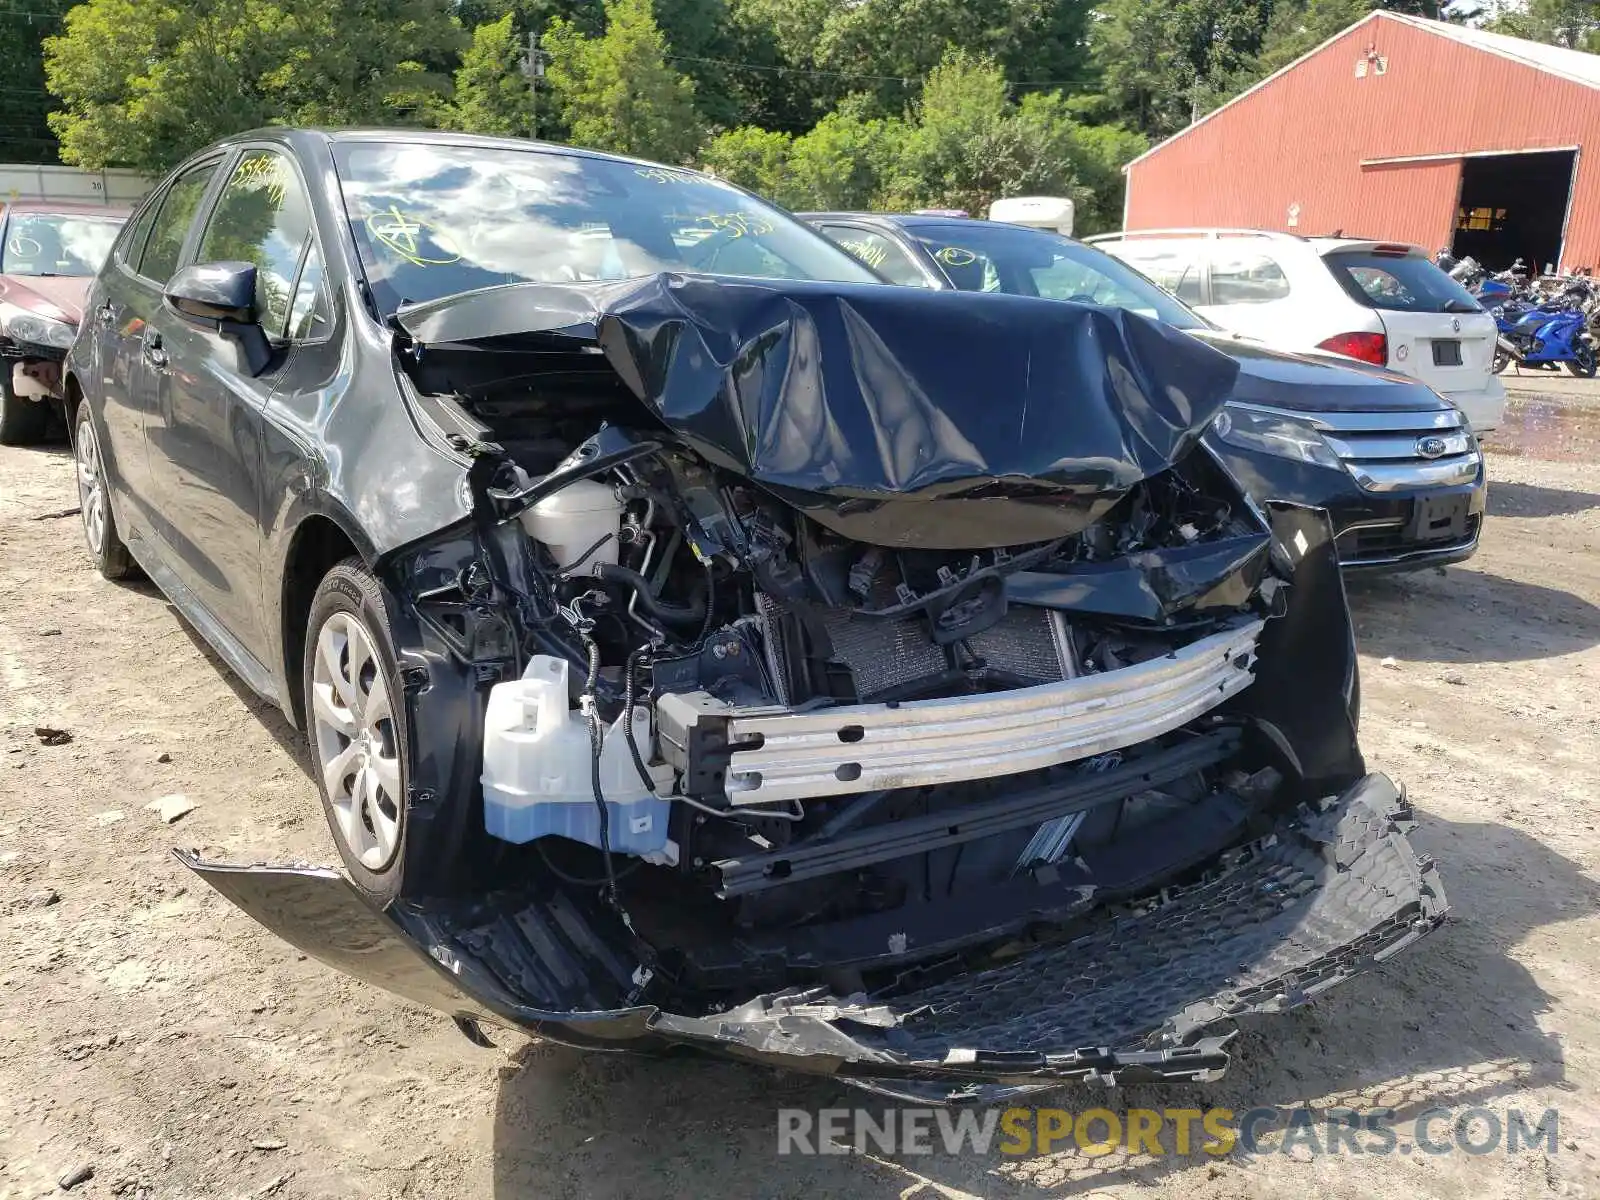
[1489,397,1600,462]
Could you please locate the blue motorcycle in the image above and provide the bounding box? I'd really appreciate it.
[1479,280,1597,378]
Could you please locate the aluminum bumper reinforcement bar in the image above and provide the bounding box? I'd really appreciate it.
[657,619,1263,806]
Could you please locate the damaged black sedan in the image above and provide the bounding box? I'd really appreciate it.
[67,129,1446,1101]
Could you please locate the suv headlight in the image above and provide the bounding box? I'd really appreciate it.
[1211,404,1343,471]
[0,302,76,350]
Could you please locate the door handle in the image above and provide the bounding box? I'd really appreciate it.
[142,332,168,369]
[95,301,114,327]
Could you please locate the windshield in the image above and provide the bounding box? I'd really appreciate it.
[1323,250,1483,314]
[1,212,124,277]
[332,142,881,314]
[905,222,1207,329]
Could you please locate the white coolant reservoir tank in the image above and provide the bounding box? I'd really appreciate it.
[481,655,676,861]
[518,478,623,573]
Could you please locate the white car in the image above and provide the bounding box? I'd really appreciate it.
[1087,230,1506,434]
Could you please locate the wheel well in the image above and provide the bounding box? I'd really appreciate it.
[63,373,82,437]
[281,516,360,728]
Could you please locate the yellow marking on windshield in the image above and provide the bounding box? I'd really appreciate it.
[936,246,977,267]
[636,166,702,185]
[694,211,775,239]
[365,205,461,266]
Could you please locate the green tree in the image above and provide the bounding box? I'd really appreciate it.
[1250,0,1377,76]
[700,125,793,195]
[724,0,837,125]
[787,105,902,208]
[882,50,1018,212]
[543,0,704,161]
[1487,0,1600,50]
[815,0,1094,116]
[45,0,463,172]
[468,0,740,127]
[1089,0,1275,139]
[881,50,1143,224]
[0,1,71,163]
[649,0,743,127]
[697,50,1145,227]
[447,13,535,136]
[1011,92,1147,234]
[458,0,603,37]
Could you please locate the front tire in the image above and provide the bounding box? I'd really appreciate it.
[1491,348,1512,375]
[1564,346,1597,378]
[73,402,133,580]
[304,560,409,903]
[0,372,47,445]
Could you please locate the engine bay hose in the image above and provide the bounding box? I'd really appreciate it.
[595,562,707,627]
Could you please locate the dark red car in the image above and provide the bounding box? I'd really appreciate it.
[0,200,129,444]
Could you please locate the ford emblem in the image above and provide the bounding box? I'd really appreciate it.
[1416,435,1449,459]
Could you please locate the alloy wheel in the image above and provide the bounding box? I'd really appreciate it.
[76,419,106,555]
[310,611,403,870]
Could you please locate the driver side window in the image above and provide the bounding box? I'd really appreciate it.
[137,163,218,285]
[196,150,314,337]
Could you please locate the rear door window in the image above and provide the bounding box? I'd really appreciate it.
[1209,250,1291,304]
[1324,250,1482,313]
[117,199,161,271]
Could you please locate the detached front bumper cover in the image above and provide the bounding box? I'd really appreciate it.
[180,773,1446,1102]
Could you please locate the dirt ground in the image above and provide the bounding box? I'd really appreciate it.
[3,376,1600,1200]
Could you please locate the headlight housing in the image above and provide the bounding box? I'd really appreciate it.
[0,302,77,350]
[1211,404,1344,471]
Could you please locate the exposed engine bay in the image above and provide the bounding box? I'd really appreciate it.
[469,423,1271,940]
[187,276,1445,1095]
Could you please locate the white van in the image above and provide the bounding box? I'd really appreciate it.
[1088,230,1505,433]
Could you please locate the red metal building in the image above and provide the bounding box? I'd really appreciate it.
[1123,12,1600,273]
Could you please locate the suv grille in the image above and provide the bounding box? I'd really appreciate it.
[1308,408,1481,493]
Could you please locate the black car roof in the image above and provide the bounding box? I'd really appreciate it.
[799,212,998,232]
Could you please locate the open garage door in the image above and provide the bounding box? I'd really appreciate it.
[1452,149,1577,273]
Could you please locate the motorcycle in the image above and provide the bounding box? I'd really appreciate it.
[1489,298,1597,377]
[1433,252,1596,374]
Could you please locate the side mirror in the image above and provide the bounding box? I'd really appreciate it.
[164,260,273,376]
[166,261,258,324]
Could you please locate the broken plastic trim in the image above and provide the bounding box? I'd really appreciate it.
[712,728,1239,898]
[175,771,1446,1101]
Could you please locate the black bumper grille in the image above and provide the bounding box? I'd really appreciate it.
[1336,515,1480,565]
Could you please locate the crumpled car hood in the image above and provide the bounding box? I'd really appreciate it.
[397,274,1241,548]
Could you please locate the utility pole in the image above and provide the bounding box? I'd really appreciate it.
[520,32,548,140]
